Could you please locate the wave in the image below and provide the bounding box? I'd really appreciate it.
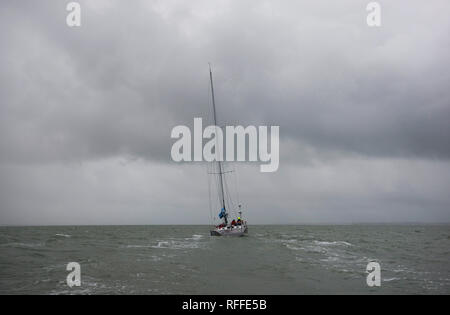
[0,242,44,248]
[313,240,352,247]
[383,277,400,282]
[184,234,204,241]
[151,239,201,250]
[124,244,153,248]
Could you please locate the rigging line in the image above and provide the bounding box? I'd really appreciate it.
[206,64,212,125]
[220,164,234,216]
[206,80,214,226]
[225,166,237,215]
[213,166,221,222]
[207,75,222,218]
[214,169,222,212]
[208,170,234,175]
[223,174,236,218]
[233,163,241,206]
[209,65,226,218]
[207,163,213,226]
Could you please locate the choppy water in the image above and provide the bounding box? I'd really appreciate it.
[0,225,449,294]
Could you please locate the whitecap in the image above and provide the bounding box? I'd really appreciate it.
[313,240,352,247]
[284,243,304,251]
[151,240,200,250]
[125,244,153,248]
[383,277,400,282]
[185,234,203,241]
[55,234,71,238]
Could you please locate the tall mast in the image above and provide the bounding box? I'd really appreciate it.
[209,64,227,224]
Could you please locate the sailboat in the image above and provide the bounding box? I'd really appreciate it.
[208,65,248,237]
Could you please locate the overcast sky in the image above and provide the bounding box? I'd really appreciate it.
[1,0,449,225]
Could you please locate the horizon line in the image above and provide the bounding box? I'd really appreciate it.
[1,222,449,228]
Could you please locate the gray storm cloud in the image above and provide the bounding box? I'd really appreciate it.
[0,0,449,225]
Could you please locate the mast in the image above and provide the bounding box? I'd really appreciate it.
[209,64,227,224]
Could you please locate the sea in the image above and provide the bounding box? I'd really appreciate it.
[0,225,449,295]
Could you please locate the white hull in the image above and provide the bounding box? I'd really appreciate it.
[210,224,248,236]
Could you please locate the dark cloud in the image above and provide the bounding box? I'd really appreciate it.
[0,0,449,224]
